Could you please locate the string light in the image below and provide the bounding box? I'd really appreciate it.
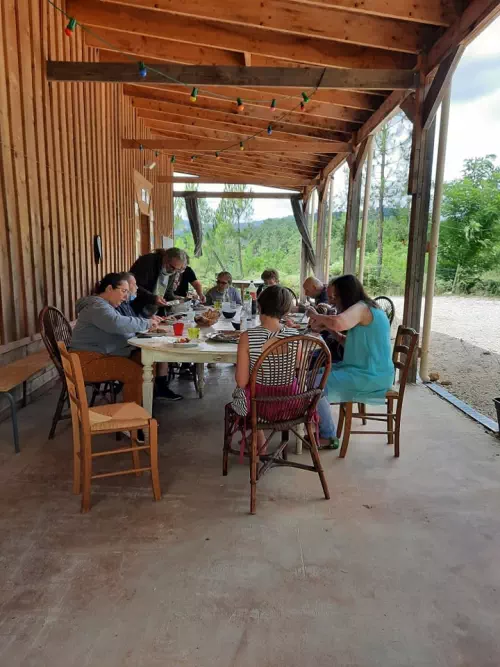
[154,151,159,158]
[270,98,277,112]
[190,87,198,102]
[236,98,245,112]
[139,144,144,151]
[239,142,245,151]
[170,155,176,164]
[190,155,196,162]
[215,152,221,160]
[138,62,147,78]
[300,101,306,111]
[301,92,309,104]
[267,124,273,136]
[64,18,76,36]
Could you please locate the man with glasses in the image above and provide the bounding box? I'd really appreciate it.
[205,271,242,307]
[129,247,187,316]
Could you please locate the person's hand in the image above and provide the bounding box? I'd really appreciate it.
[155,296,168,306]
[150,315,163,329]
[198,293,206,304]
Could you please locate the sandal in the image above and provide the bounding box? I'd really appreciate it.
[303,435,340,451]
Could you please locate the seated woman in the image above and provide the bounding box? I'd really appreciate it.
[232,285,337,452]
[71,272,181,407]
[308,274,394,405]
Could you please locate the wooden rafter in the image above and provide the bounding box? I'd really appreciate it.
[137,108,348,143]
[159,176,301,188]
[168,158,312,183]
[65,0,416,69]
[128,92,358,135]
[173,191,297,199]
[100,0,432,53]
[119,81,372,124]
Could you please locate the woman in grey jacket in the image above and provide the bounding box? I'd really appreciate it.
[71,273,163,406]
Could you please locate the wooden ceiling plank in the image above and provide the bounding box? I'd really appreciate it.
[173,191,297,199]
[128,91,357,134]
[170,157,313,181]
[160,176,303,187]
[101,0,430,53]
[65,0,416,69]
[167,167,309,187]
[121,138,347,153]
[267,0,458,26]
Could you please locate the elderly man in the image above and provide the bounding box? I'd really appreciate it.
[205,271,242,306]
[129,247,187,316]
[303,276,328,306]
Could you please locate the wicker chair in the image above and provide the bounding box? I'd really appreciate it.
[336,326,419,459]
[223,334,332,514]
[374,296,396,325]
[38,306,121,439]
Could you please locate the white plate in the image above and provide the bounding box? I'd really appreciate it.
[171,341,200,349]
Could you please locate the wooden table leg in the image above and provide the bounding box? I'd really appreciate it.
[142,354,155,416]
[195,363,205,398]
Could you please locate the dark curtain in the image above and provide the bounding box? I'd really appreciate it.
[291,195,315,268]
[184,193,203,257]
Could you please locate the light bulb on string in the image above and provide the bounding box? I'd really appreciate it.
[270,98,277,112]
[215,152,221,160]
[64,18,76,37]
[267,124,273,136]
[236,98,245,112]
[190,155,196,162]
[138,62,147,78]
[300,102,306,111]
[239,142,245,151]
[139,144,144,152]
[301,92,309,105]
[190,88,198,102]
[170,155,176,164]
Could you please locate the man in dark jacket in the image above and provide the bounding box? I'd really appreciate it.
[130,247,187,316]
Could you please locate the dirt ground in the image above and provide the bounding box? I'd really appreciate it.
[392,296,500,421]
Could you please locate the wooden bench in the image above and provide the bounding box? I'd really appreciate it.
[0,350,52,453]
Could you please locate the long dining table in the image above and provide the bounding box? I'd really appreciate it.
[128,318,240,416]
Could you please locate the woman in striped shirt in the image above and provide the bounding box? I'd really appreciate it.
[233,285,337,451]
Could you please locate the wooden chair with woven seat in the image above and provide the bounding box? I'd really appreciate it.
[336,326,419,459]
[223,334,331,514]
[58,342,161,513]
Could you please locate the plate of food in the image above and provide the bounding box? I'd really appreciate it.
[195,308,220,327]
[207,331,241,344]
[136,331,172,338]
[171,337,200,349]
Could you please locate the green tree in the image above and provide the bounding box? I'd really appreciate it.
[437,155,500,291]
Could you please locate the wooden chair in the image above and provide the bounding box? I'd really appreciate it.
[57,342,161,513]
[39,306,121,439]
[374,296,396,325]
[336,326,419,459]
[223,334,331,514]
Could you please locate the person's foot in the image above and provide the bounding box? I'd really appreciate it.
[155,386,184,401]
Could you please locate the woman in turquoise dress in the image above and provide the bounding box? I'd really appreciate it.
[308,275,394,405]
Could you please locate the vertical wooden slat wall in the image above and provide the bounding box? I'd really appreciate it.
[0,1,173,409]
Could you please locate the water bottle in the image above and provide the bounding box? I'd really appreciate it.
[248,280,257,316]
[244,289,252,322]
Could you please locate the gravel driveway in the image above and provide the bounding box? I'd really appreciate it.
[391,296,500,421]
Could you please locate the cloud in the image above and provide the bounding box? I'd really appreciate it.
[452,54,500,103]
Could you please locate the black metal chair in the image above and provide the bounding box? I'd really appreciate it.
[38,306,121,439]
[374,296,395,325]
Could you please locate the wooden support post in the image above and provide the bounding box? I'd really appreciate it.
[403,84,437,382]
[343,144,367,275]
[299,195,311,300]
[358,136,374,282]
[315,182,328,282]
[324,175,334,280]
[420,85,452,382]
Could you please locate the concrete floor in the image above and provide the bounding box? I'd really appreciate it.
[1,367,500,667]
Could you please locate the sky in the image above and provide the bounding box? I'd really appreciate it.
[174,17,500,222]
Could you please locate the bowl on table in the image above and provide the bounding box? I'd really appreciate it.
[222,310,236,319]
[231,321,241,330]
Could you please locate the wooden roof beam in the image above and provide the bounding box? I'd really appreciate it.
[169,157,315,182]
[160,175,303,188]
[121,138,349,153]
[101,0,431,53]
[173,191,297,199]
[48,62,419,90]
[65,0,416,70]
